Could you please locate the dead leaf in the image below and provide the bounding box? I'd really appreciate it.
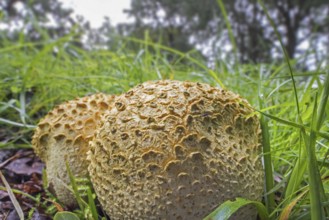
[5,157,44,175]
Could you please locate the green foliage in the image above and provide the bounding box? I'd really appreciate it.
[0,14,329,219]
[54,212,80,220]
[122,0,329,63]
[65,161,106,219]
[203,198,269,220]
[258,94,275,215]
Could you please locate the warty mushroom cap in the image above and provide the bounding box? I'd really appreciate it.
[88,80,264,220]
[32,93,114,207]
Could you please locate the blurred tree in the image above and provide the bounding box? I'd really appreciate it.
[85,17,123,51]
[118,0,219,53]
[0,0,89,44]
[121,0,329,63]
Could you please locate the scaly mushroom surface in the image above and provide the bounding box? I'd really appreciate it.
[32,93,114,207]
[88,80,264,219]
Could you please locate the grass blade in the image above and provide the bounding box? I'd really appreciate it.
[0,117,36,128]
[283,136,307,204]
[259,96,275,216]
[87,187,98,220]
[314,72,329,215]
[0,170,24,220]
[316,72,329,130]
[285,72,329,217]
[125,37,226,88]
[65,160,84,210]
[279,189,308,220]
[203,198,269,220]
[19,91,27,124]
[258,1,308,207]
[303,93,325,219]
[0,186,39,204]
[216,0,238,62]
[256,111,329,140]
[258,0,302,122]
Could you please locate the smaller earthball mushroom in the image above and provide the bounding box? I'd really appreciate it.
[32,93,115,208]
[88,80,264,220]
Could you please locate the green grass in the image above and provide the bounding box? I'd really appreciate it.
[0,28,329,219]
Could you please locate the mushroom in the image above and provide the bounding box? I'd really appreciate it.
[88,80,264,219]
[32,93,114,207]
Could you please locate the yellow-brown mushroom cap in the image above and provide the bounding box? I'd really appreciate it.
[32,93,115,207]
[88,80,264,219]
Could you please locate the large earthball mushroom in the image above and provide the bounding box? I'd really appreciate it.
[88,80,264,219]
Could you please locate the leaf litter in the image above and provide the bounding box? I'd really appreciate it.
[0,149,51,220]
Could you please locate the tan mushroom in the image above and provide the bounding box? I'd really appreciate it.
[32,93,114,207]
[88,80,264,219]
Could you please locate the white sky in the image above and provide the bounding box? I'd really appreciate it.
[60,0,132,27]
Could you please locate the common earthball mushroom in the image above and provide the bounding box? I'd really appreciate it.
[32,93,114,207]
[88,80,264,219]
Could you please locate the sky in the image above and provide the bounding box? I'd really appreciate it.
[60,0,132,27]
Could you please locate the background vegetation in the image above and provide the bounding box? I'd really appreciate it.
[0,0,328,219]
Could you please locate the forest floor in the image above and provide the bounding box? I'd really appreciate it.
[0,149,51,220]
